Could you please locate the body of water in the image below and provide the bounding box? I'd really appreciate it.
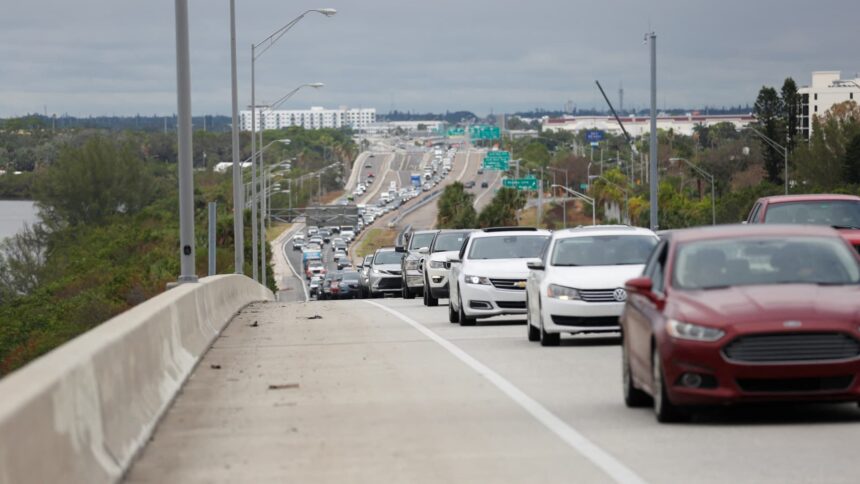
[0,201,39,242]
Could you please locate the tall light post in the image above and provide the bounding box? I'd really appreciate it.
[249,8,336,284]
[647,32,658,231]
[229,0,243,275]
[547,166,569,228]
[552,184,596,226]
[174,0,197,283]
[255,83,322,288]
[748,126,789,195]
[670,157,716,226]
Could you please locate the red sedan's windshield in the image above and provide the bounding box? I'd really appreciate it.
[673,236,860,290]
[764,200,860,228]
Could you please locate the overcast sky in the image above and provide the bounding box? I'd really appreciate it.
[1,0,857,117]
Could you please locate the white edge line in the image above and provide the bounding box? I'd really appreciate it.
[282,234,309,302]
[363,300,648,484]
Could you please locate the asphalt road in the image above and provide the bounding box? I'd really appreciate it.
[126,297,860,484]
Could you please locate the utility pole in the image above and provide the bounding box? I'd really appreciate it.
[648,32,659,231]
[175,0,197,283]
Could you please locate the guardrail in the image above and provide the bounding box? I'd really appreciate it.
[0,275,273,484]
[389,189,442,226]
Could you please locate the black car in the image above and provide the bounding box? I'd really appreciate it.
[319,229,332,243]
[481,181,489,188]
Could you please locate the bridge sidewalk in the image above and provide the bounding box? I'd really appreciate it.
[125,300,607,483]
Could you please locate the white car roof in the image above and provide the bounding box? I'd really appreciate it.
[552,225,657,240]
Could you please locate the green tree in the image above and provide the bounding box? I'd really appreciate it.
[753,86,785,185]
[843,134,860,185]
[521,142,550,170]
[781,77,799,151]
[477,187,526,227]
[34,136,157,227]
[436,182,477,228]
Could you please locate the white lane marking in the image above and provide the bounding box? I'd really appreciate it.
[364,300,647,484]
[282,236,309,302]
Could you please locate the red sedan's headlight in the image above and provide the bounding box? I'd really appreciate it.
[667,319,725,342]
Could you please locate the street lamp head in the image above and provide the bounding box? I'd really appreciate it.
[278,139,291,145]
[315,8,337,16]
[308,82,325,88]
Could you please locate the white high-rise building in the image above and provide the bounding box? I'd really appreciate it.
[239,106,376,132]
[798,71,860,138]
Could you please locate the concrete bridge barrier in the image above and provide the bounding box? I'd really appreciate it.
[0,275,273,484]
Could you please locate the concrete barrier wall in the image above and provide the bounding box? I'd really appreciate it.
[0,274,273,484]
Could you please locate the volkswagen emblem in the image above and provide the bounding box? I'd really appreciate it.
[783,320,802,328]
[613,288,627,302]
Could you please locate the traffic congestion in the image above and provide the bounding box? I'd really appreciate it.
[290,187,860,423]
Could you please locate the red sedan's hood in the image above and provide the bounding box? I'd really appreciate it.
[669,284,860,327]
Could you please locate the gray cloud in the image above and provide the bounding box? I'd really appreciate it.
[1,0,857,117]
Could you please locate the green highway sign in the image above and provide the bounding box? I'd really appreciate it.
[483,158,509,170]
[484,151,511,161]
[502,177,539,191]
[482,151,510,170]
[469,125,501,140]
[447,127,465,136]
[580,183,589,190]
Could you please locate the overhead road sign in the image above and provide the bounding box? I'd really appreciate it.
[470,125,501,140]
[447,127,465,136]
[502,177,539,191]
[482,151,510,170]
[585,130,605,143]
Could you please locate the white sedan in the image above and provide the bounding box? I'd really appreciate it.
[525,225,658,346]
[448,228,551,326]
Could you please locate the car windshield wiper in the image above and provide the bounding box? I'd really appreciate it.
[832,224,860,230]
[694,285,731,290]
[552,263,579,266]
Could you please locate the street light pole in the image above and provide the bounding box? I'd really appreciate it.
[229,0,244,275]
[669,158,716,226]
[552,184,596,226]
[174,0,197,283]
[547,167,569,228]
[748,126,789,196]
[589,175,630,225]
[648,32,658,231]
[248,9,335,284]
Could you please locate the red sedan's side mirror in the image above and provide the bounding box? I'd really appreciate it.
[626,276,665,308]
[625,276,653,293]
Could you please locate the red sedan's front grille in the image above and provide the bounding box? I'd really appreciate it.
[723,332,860,363]
[737,375,854,393]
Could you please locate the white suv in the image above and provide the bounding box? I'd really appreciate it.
[525,225,658,346]
[422,229,472,306]
[448,228,551,326]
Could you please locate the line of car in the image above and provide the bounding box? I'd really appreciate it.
[310,193,860,423]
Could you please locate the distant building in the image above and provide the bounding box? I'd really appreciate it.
[542,114,754,137]
[239,106,376,132]
[797,71,860,139]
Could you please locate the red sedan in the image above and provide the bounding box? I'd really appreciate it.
[621,224,860,422]
[746,194,860,253]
